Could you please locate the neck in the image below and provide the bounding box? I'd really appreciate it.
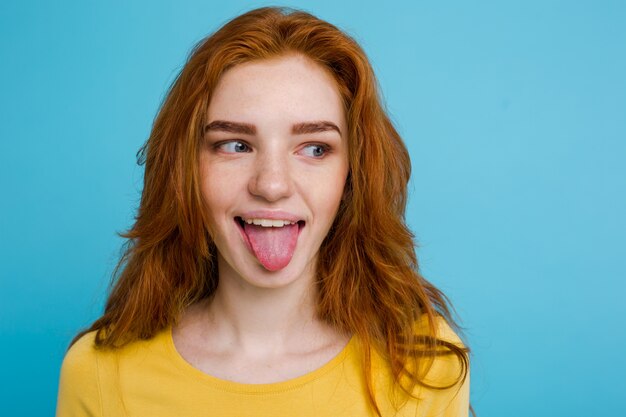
[204,255,326,355]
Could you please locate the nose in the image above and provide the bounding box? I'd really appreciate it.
[247,151,293,202]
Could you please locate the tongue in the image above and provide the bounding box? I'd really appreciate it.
[244,223,299,271]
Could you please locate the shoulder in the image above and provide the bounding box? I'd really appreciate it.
[56,331,102,416]
[59,331,100,385]
[57,327,175,416]
[413,314,468,383]
[63,331,99,364]
[365,315,470,416]
[413,314,470,417]
[414,313,465,346]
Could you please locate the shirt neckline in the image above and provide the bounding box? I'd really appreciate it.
[164,325,355,394]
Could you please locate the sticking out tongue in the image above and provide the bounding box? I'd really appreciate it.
[243,223,299,271]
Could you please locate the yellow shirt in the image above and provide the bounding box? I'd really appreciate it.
[56,317,469,416]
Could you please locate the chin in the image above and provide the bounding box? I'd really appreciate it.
[217,250,316,290]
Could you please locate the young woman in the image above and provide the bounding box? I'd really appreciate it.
[57,7,470,417]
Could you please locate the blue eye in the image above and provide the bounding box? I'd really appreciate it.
[301,144,329,158]
[218,141,250,153]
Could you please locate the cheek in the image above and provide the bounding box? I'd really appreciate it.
[202,180,231,215]
[199,179,237,243]
[300,167,347,218]
[199,165,232,219]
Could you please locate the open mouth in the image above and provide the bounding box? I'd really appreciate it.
[234,216,305,271]
[234,216,305,230]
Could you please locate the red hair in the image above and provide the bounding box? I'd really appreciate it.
[72,7,469,415]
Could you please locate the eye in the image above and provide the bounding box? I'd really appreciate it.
[300,144,329,158]
[216,141,251,153]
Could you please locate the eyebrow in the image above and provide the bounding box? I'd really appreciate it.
[204,120,256,135]
[204,120,342,136]
[292,121,341,136]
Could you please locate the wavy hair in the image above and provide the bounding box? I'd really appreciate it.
[72,7,469,416]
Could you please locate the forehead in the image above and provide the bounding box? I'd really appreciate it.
[207,54,346,133]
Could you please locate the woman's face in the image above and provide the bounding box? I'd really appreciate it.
[199,54,349,289]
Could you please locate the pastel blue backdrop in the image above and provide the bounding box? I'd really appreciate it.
[1,1,624,416]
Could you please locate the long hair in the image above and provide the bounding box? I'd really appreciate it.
[72,7,469,415]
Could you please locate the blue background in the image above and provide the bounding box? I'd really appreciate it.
[1,1,625,415]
